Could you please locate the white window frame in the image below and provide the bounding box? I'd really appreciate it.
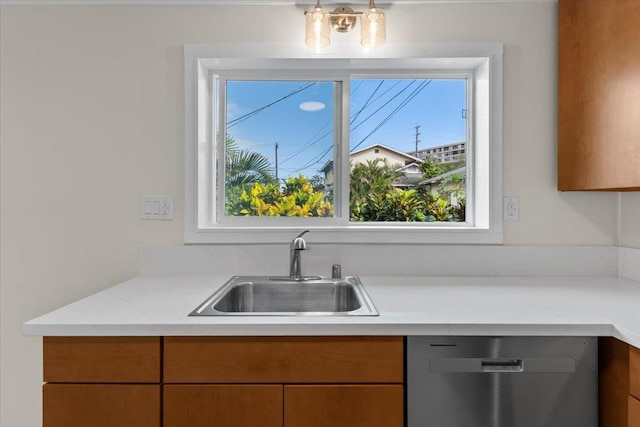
[215,72,345,227]
[184,44,503,244]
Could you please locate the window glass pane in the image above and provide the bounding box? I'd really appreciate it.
[348,78,467,222]
[224,80,335,217]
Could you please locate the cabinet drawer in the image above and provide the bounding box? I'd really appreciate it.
[164,385,283,427]
[630,396,640,427]
[284,385,404,427]
[631,345,640,400]
[44,337,161,383]
[164,336,403,383]
[43,384,160,427]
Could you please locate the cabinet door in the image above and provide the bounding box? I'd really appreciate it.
[558,0,640,190]
[600,337,630,426]
[630,396,640,427]
[43,384,160,427]
[631,345,640,400]
[164,385,283,427]
[284,385,403,427]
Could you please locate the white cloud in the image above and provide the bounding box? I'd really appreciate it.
[299,101,326,112]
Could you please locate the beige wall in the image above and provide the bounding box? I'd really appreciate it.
[621,194,640,248]
[0,3,621,426]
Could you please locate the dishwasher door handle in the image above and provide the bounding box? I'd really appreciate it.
[481,358,523,372]
[429,357,576,373]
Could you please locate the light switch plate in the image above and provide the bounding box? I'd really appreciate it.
[141,196,173,220]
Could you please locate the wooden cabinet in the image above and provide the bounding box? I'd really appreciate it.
[44,336,161,383]
[599,337,640,426]
[42,336,403,426]
[631,345,640,399]
[163,385,283,427]
[284,385,403,427]
[163,336,404,427]
[558,0,640,191]
[631,345,640,427]
[43,337,161,427]
[164,336,403,383]
[43,384,160,427]
[161,384,403,427]
[629,395,640,427]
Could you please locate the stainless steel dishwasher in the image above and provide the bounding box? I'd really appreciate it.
[407,336,597,427]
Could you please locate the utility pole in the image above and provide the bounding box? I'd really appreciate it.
[414,125,421,157]
[275,142,279,182]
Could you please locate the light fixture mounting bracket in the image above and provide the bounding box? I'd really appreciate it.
[330,7,359,33]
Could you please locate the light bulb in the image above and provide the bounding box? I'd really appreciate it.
[360,8,386,48]
[305,7,331,48]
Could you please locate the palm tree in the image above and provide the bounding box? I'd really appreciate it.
[349,159,406,221]
[350,159,404,202]
[225,137,275,187]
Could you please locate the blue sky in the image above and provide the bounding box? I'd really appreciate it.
[226,78,467,180]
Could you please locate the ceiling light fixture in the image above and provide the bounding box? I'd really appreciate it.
[305,0,386,49]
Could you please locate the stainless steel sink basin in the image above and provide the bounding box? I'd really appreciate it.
[190,276,378,316]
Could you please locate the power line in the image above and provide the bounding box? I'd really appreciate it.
[291,79,433,174]
[281,81,384,166]
[280,80,384,166]
[351,80,432,152]
[278,120,333,165]
[294,144,333,173]
[266,78,435,176]
[350,80,384,124]
[350,80,418,133]
[230,76,460,171]
[227,82,316,128]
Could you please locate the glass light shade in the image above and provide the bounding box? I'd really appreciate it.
[360,8,386,48]
[305,7,331,49]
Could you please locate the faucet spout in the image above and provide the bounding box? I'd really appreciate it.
[289,230,309,279]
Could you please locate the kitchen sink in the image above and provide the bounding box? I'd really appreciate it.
[190,276,378,316]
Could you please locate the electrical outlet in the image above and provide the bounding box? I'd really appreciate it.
[141,196,173,220]
[503,197,519,221]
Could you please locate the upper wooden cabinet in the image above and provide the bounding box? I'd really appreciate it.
[558,0,640,191]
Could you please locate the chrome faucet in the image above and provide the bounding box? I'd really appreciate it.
[289,230,309,279]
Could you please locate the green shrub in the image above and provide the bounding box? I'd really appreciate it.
[226,175,333,217]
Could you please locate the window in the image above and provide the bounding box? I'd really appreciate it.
[223,79,337,219]
[184,45,503,244]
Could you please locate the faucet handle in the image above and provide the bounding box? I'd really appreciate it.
[295,230,310,239]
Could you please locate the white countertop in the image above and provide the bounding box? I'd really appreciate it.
[22,275,640,348]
